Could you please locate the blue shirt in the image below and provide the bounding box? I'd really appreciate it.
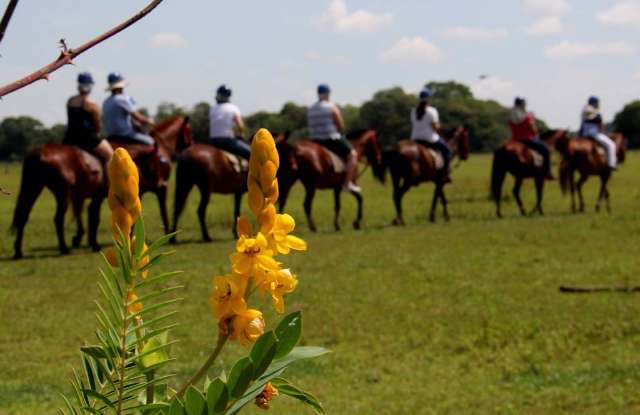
[102,94,136,137]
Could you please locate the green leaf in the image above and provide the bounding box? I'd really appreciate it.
[133,217,146,258]
[138,333,170,372]
[81,389,114,408]
[168,398,185,415]
[224,367,287,415]
[250,331,278,379]
[227,357,254,399]
[184,386,206,415]
[206,378,228,415]
[274,311,302,359]
[142,232,178,257]
[80,345,107,360]
[271,378,325,414]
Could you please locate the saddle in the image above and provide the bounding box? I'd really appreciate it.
[221,150,248,174]
[406,141,445,170]
[325,150,345,173]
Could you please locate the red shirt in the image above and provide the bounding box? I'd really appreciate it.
[509,113,536,141]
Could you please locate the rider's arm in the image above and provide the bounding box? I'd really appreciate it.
[332,106,345,134]
[430,107,440,133]
[234,113,245,137]
[529,115,539,135]
[84,99,102,134]
[131,111,154,127]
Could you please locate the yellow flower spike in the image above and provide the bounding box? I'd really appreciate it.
[231,309,265,345]
[259,269,298,314]
[107,148,141,241]
[266,214,307,254]
[138,242,150,279]
[258,205,277,234]
[210,274,248,318]
[259,161,278,190]
[231,233,280,276]
[127,291,143,315]
[110,205,134,240]
[248,179,265,218]
[236,216,253,238]
[103,247,119,267]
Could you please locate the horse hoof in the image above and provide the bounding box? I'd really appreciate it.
[429,216,435,223]
[60,247,71,256]
[352,221,361,230]
[13,251,23,260]
[309,226,318,233]
[203,236,212,243]
[391,218,402,226]
[72,236,82,248]
[169,236,177,245]
[334,224,341,232]
[90,243,101,252]
[444,216,450,222]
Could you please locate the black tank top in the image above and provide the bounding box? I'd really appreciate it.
[64,102,101,150]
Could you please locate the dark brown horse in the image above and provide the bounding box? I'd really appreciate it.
[278,130,382,231]
[11,116,193,259]
[171,133,296,243]
[491,129,567,218]
[557,133,626,213]
[379,127,470,225]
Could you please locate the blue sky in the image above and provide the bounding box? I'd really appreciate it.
[0,0,638,130]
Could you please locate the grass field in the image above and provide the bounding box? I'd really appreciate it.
[2,151,640,415]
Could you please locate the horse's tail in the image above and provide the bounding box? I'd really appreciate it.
[490,147,507,201]
[373,150,392,184]
[11,150,47,234]
[559,158,571,195]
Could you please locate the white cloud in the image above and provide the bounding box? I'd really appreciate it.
[595,1,640,28]
[441,26,509,41]
[544,41,635,60]
[471,76,516,106]
[315,0,393,33]
[381,36,444,64]
[525,16,564,36]
[525,0,570,16]
[150,32,188,49]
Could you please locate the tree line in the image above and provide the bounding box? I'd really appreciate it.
[1,81,639,160]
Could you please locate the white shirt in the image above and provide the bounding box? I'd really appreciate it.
[209,102,241,138]
[410,106,440,143]
[307,100,341,140]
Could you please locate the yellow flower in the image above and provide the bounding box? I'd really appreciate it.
[231,233,280,276]
[127,291,143,315]
[259,269,298,314]
[248,129,280,218]
[231,309,265,345]
[103,246,118,267]
[107,148,141,240]
[255,382,279,410]
[266,213,307,254]
[210,274,248,318]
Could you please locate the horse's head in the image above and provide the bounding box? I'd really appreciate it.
[540,129,568,149]
[274,131,298,174]
[152,116,194,158]
[349,129,384,181]
[443,126,470,161]
[612,132,627,164]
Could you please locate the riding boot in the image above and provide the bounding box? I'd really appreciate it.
[344,152,361,193]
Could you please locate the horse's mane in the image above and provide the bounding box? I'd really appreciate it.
[346,129,370,140]
[153,116,186,132]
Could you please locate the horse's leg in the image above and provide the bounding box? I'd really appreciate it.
[303,184,317,232]
[279,180,293,213]
[576,174,587,213]
[88,195,104,252]
[569,168,577,213]
[333,187,341,231]
[12,180,45,260]
[54,188,70,255]
[155,185,170,234]
[429,183,439,223]
[71,197,85,248]
[512,177,525,216]
[604,174,612,213]
[440,183,450,221]
[595,174,605,213]
[351,188,363,230]
[197,183,212,242]
[233,191,243,237]
[170,172,193,244]
[532,176,544,215]
[391,174,408,226]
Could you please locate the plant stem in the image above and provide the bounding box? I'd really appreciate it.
[176,333,229,397]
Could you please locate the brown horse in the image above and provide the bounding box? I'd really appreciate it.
[491,129,567,218]
[278,130,382,231]
[557,133,627,213]
[379,127,470,225]
[10,116,193,259]
[171,133,296,243]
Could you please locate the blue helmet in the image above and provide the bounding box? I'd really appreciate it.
[317,84,331,94]
[107,72,124,85]
[77,72,94,85]
[216,84,232,99]
[588,96,599,107]
[419,87,433,100]
[514,96,526,108]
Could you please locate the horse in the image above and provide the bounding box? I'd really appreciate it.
[557,132,627,213]
[10,116,193,259]
[490,129,567,218]
[277,130,382,232]
[378,127,470,225]
[170,133,296,243]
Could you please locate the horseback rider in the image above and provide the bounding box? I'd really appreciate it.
[508,97,553,180]
[102,72,155,146]
[580,96,616,169]
[208,84,250,159]
[63,72,114,161]
[307,84,360,193]
[410,87,452,176]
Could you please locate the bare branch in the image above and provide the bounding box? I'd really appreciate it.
[0,0,163,98]
[0,0,19,46]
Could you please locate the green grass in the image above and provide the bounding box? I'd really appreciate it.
[2,152,640,414]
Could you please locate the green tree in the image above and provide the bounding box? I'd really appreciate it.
[360,87,417,149]
[155,102,187,123]
[0,116,54,160]
[613,100,640,148]
[190,101,210,143]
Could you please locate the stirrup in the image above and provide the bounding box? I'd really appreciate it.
[344,182,361,193]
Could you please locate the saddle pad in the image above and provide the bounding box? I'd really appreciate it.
[530,150,544,168]
[326,150,345,173]
[222,150,248,173]
[426,148,445,170]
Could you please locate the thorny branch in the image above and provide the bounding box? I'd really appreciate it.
[0,0,163,98]
[0,0,19,46]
